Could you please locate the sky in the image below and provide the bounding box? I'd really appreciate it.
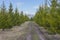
[0,0,45,16]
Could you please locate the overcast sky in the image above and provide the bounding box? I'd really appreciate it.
[0,0,45,15]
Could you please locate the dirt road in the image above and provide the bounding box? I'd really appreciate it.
[25,21,60,40]
[25,22,49,40]
[0,21,60,40]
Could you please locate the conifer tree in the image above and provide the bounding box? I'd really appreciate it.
[14,7,20,25]
[33,0,60,34]
[0,1,29,31]
[7,2,14,28]
[0,1,7,31]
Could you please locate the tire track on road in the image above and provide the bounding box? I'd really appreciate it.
[26,22,32,40]
[32,22,50,40]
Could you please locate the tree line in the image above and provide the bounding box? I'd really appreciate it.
[33,0,60,34]
[0,1,29,31]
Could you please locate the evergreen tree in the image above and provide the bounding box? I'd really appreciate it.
[0,1,7,31]
[33,0,60,34]
[0,1,29,31]
[1,1,6,14]
[14,7,20,25]
[7,2,14,28]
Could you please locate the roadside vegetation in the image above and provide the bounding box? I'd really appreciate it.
[0,0,60,34]
[0,1,29,31]
[33,0,60,34]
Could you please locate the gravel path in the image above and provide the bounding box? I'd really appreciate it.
[0,21,60,40]
[25,22,48,40]
[0,22,30,40]
[25,22,32,40]
[25,21,60,40]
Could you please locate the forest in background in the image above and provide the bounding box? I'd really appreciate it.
[0,1,29,31]
[33,0,60,34]
[0,0,60,34]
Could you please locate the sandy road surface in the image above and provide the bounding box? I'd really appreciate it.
[0,21,60,40]
[25,22,60,40]
[0,22,30,40]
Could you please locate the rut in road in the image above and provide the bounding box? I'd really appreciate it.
[11,21,60,40]
[25,21,49,40]
[0,21,59,40]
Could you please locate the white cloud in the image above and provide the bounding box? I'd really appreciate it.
[23,11,30,15]
[23,11,34,18]
[24,10,36,15]
[33,5,39,9]
[16,2,24,7]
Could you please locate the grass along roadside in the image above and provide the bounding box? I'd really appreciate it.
[32,27,39,40]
